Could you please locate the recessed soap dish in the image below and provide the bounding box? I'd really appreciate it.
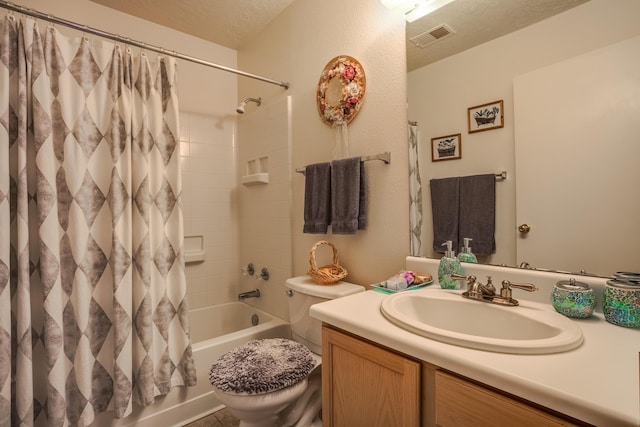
[184,235,205,263]
[242,156,269,186]
[241,173,269,185]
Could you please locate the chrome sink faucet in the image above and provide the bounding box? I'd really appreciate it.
[498,280,538,306]
[469,275,496,299]
[452,274,495,299]
[451,274,537,307]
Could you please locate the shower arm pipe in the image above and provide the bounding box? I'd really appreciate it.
[0,0,290,90]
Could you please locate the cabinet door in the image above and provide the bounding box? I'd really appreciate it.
[435,371,579,427]
[322,325,421,427]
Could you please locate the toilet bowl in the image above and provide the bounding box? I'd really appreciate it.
[212,371,314,427]
[209,276,364,427]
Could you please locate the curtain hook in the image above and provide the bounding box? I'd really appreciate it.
[122,37,132,54]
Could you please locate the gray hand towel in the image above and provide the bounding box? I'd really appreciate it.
[357,160,367,230]
[459,174,495,255]
[430,177,460,253]
[330,157,366,234]
[303,162,331,234]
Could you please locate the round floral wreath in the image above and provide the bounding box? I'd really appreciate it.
[316,55,366,126]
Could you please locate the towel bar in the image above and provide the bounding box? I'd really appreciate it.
[296,152,391,175]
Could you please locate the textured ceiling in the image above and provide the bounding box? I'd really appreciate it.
[89,0,589,71]
[406,0,589,71]
[88,0,296,50]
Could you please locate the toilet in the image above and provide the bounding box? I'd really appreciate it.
[209,276,364,427]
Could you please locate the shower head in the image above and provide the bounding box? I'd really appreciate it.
[236,97,262,114]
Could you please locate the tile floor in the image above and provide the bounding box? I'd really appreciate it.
[184,408,239,427]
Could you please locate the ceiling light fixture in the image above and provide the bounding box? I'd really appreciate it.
[381,0,456,22]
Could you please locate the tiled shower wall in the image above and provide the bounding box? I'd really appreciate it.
[180,112,240,309]
[179,99,292,318]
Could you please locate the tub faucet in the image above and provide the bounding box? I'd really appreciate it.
[238,289,261,300]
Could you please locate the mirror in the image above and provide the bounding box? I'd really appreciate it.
[407,1,640,278]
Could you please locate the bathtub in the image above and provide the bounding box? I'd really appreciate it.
[94,302,291,427]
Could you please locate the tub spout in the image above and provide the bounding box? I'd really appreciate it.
[238,289,261,300]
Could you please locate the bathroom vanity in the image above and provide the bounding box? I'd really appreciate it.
[310,257,640,427]
[322,325,582,426]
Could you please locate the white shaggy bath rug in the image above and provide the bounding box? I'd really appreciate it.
[209,338,316,394]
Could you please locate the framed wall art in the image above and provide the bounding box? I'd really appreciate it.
[468,100,504,133]
[431,133,462,162]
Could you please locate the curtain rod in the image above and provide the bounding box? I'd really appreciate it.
[0,0,290,89]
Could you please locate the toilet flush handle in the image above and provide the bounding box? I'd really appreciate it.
[286,289,294,297]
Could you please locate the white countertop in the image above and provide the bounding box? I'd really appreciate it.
[310,287,640,426]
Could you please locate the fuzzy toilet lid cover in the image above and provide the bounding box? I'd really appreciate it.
[209,338,316,394]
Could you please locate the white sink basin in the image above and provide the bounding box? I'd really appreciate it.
[380,289,583,354]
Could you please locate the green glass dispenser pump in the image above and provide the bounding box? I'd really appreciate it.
[438,240,463,289]
[457,238,478,263]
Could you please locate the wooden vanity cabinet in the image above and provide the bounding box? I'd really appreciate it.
[434,370,581,427]
[322,325,585,427]
[321,325,421,427]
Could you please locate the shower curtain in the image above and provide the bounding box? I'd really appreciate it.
[0,16,195,426]
[408,123,423,256]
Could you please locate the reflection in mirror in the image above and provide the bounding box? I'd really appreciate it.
[407,0,640,278]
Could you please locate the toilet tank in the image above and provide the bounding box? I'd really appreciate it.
[285,276,364,354]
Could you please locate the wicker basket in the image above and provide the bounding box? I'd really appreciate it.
[307,241,348,285]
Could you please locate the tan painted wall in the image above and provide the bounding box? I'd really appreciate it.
[239,0,410,288]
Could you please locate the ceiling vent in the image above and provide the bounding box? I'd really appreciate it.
[410,24,455,48]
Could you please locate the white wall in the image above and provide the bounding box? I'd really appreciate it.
[12,0,241,309]
[238,0,409,288]
[408,0,640,266]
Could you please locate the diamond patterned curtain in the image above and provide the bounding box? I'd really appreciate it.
[408,123,423,256]
[0,16,195,427]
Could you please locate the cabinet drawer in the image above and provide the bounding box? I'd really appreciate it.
[435,371,579,427]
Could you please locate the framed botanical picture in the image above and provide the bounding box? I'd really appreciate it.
[431,133,462,162]
[468,100,504,133]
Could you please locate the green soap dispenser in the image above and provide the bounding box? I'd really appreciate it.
[438,241,463,289]
[457,238,478,263]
